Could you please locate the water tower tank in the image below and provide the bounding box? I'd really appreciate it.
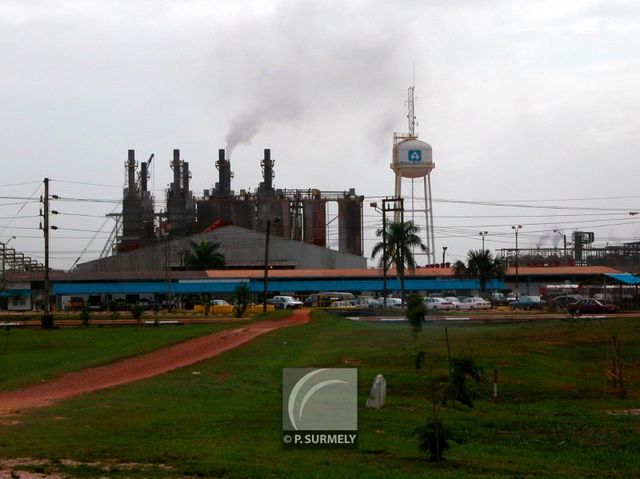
[392,139,434,178]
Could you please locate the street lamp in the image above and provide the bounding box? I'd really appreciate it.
[262,217,281,312]
[442,246,448,266]
[512,225,522,298]
[479,231,488,250]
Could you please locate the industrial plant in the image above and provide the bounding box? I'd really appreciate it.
[77,147,366,272]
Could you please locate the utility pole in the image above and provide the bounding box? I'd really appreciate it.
[512,225,522,299]
[43,178,50,314]
[262,217,280,312]
[382,197,405,306]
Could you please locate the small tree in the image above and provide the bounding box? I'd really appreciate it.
[443,356,485,409]
[406,294,427,370]
[232,283,251,318]
[406,294,426,343]
[41,313,55,329]
[412,373,461,461]
[80,307,91,327]
[130,304,144,321]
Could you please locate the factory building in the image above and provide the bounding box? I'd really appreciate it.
[77,224,366,273]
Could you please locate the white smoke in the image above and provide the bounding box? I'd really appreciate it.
[216,1,409,157]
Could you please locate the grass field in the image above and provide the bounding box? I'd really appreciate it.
[0,322,248,392]
[1,313,640,478]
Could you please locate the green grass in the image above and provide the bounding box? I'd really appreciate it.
[1,314,640,477]
[0,322,246,391]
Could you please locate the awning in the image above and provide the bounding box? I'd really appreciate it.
[605,273,640,285]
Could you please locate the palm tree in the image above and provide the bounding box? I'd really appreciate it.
[452,260,468,280]
[184,239,226,270]
[462,249,506,291]
[371,221,427,275]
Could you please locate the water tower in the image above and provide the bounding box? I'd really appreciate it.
[391,86,436,264]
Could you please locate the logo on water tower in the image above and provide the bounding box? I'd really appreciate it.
[408,150,422,163]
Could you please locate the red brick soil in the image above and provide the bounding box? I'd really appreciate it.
[0,309,311,415]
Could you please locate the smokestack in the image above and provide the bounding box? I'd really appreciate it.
[172,149,181,191]
[262,148,273,192]
[140,162,148,192]
[127,149,136,196]
[182,161,190,195]
[216,149,232,196]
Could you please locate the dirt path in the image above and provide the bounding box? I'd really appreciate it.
[0,310,311,415]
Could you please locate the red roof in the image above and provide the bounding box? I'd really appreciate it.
[8,265,623,282]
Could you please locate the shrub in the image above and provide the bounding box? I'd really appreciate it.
[443,356,485,409]
[412,420,455,462]
[406,293,426,344]
[232,284,251,318]
[130,304,144,321]
[41,313,55,329]
[80,308,91,327]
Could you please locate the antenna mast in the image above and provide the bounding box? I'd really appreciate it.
[407,85,416,138]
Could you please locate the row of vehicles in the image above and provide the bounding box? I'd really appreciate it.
[425,296,491,311]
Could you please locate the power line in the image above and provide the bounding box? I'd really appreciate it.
[0,180,42,188]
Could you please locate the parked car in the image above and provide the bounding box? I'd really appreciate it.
[511,296,546,311]
[210,299,230,306]
[65,297,85,311]
[271,296,303,309]
[490,292,510,307]
[383,297,404,309]
[461,296,491,310]
[424,297,454,312]
[267,297,287,309]
[136,298,153,310]
[357,296,382,309]
[304,292,355,308]
[567,298,620,315]
[444,296,474,311]
[548,295,582,310]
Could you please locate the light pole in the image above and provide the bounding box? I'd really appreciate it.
[479,231,488,250]
[262,217,280,312]
[512,225,522,298]
[2,236,16,292]
[442,246,448,266]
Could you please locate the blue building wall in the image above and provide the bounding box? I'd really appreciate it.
[53,278,506,295]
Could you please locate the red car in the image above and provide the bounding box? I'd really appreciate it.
[567,298,619,315]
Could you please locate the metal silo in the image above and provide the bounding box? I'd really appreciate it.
[303,198,326,247]
[337,193,363,256]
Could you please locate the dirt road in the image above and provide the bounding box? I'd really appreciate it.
[0,310,310,415]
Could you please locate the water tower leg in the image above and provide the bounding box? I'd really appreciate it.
[394,173,402,223]
[425,174,436,265]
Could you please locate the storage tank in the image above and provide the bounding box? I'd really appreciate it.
[337,196,363,256]
[303,199,326,247]
[392,139,434,178]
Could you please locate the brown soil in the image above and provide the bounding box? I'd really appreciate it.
[0,310,310,415]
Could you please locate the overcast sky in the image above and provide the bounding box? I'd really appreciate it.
[1,0,639,270]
